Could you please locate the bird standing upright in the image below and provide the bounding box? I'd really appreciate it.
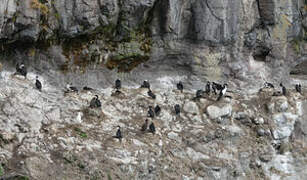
[295,83,302,94]
[149,122,156,134]
[115,126,122,141]
[174,104,180,115]
[35,76,42,91]
[280,83,286,96]
[217,84,227,101]
[177,81,183,93]
[141,119,149,132]
[115,79,121,90]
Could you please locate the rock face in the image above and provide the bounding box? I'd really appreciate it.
[0,0,307,179]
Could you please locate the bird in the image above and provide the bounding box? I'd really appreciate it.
[89,95,101,108]
[15,62,27,78]
[264,82,275,89]
[174,104,180,115]
[177,81,183,92]
[217,84,227,101]
[115,79,121,90]
[66,83,78,92]
[141,119,149,132]
[115,126,122,140]
[148,90,156,99]
[141,80,150,89]
[83,86,93,91]
[205,81,211,95]
[149,122,156,134]
[280,83,286,96]
[196,90,204,99]
[295,83,302,94]
[147,106,155,118]
[212,82,223,95]
[35,76,42,91]
[154,105,161,116]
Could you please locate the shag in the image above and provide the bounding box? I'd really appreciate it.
[148,90,156,99]
[280,83,286,96]
[217,84,227,101]
[264,82,275,88]
[295,83,302,94]
[141,80,150,89]
[115,79,121,90]
[90,95,101,108]
[174,104,180,115]
[149,122,156,134]
[177,81,183,93]
[15,62,27,78]
[147,106,155,118]
[154,105,161,116]
[83,86,93,91]
[115,126,122,140]
[35,76,42,91]
[141,119,148,132]
[196,90,204,99]
[205,81,211,95]
[66,83,78,92]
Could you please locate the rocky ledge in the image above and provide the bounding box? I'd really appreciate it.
[0,72,307,179]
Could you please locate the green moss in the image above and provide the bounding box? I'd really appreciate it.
[292,39,301,54]
[74,127,88,138]
[0,164,3,176]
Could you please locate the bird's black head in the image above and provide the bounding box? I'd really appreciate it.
[95,95,98,99]
[280,83,283,87]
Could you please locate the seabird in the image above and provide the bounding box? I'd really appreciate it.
[115,79,121,90]
[141,80,150,89]
[154,105,161,116]
[148,90,156,99]
[83,86,93,91]
[295,83,302,94]
[205,81,211,95]
[35,76,42,91]
[217,84,227,101]
[280,83,286,96]
[66,83,78,92]
[147,106,154,118]
[196,90,204,99]
[15,62,27,78]
[177,81,183,93]
[141,119,149,132]
[264,82,275,88]
[174,104,180,115]
[212,82,223,95]
[89,95,101,108]
[115,126,122,140]
[149,122,156,134]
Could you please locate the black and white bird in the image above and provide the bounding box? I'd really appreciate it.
[264,82,275,89]
[212,82,223,95]
[149,122,156,134]
[147,106,155,118]
[177,81,183,93]
[196,90,204,99]
[217,84,227,101]
[15,62,27,78]
[83,86,93,91]
[154,105,161,116]
[280,83,286,96]
[66,83,78,92]
[295,83,302,94]
[115,126,122,140]
[89,95,101,108]
[141,80,150,89]
[174,104,180,115]
[35,76,42,91]
[148,90,156,99]
[205,81,211,95]
[141,119,149,132]
[115,79,121,90]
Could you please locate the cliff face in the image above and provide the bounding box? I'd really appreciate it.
[0,0,306,90]
[0,0,307,179]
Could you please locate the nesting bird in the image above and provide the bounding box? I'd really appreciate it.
[141,119,149,132]
[217,84,227,101]
[83,86,93,91]
[147,90,156,99]
[154,105,161,116]
[149,122,156,134]
[295,83,302,94]
[174,104,180,115]
[115,79,121,90]
[177,81,183,93]
[66,83,78,92]
[15,62,27,78]
[196,90,204,99]
[35,76,42,91]
[147,106,155,118]
[212,82,223,95]
[141,80,150,89]
[264,82,275,89]
[89,95,101,108]
[115,126,122,140]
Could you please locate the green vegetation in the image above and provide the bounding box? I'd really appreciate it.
[0,164,3,176]
[74,127,88,138]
